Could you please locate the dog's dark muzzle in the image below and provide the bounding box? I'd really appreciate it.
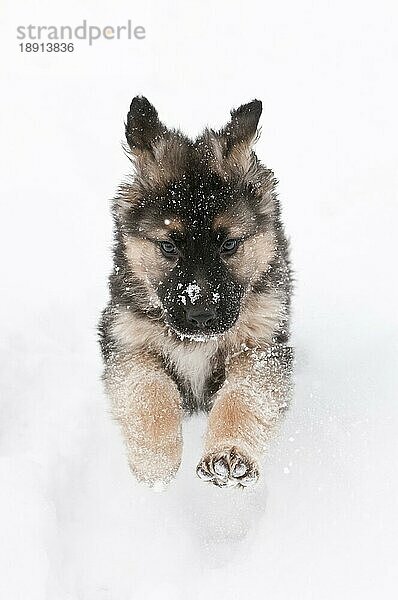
[185,305,218,330]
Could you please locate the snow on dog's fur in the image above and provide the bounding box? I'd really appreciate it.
[99,96,293,488]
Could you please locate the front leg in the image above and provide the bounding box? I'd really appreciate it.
[104,352,183,487]
[197,345,293,488]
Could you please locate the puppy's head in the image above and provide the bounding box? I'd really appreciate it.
[115,96,278,341]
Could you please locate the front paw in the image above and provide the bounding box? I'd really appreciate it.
[127,440,182,489]
[196,447,259,488]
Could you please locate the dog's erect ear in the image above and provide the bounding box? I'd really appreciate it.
[125,96,167,152]
[219,100,262,154]
[119,96,189,204]
[206,100,262,179]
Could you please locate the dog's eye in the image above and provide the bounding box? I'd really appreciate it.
[220,238,239,255]
[160,240,178,257]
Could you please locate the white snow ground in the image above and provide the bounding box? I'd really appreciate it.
[1,1,397,598]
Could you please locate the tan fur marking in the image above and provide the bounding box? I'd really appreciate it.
[228,289,286,348]
[162,216,184,232]
[132,135,188,190]
[205,129,258,179]
[111,308,164,352]
[206,133,253,178]
[124,236,160,279]
[204,346,293,460]
[213,208,254,235]
[227,231,276,283]
[105,353,182,485]
[123,235,175,309]
[204,390,261,455]
[142,219,184,239]
[224,142,254,175]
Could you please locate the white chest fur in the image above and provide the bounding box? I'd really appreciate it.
[165,340,219,402]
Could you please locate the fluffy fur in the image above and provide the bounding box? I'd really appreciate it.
[99,96,293,488]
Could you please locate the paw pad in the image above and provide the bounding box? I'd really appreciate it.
[196,447,259,488]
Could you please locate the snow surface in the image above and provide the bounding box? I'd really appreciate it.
[1,1,398,598]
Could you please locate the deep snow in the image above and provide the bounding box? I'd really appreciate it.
[1,1,397,598]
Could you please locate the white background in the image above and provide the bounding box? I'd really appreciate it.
[1,1,397,598]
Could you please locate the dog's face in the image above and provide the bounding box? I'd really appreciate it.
[117,97,277,340]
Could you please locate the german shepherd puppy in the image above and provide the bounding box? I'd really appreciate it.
[99,96,293,488]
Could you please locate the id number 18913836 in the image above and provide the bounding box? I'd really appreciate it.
[19,43,74,52]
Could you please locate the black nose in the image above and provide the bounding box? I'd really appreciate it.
[186,305,217,328]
